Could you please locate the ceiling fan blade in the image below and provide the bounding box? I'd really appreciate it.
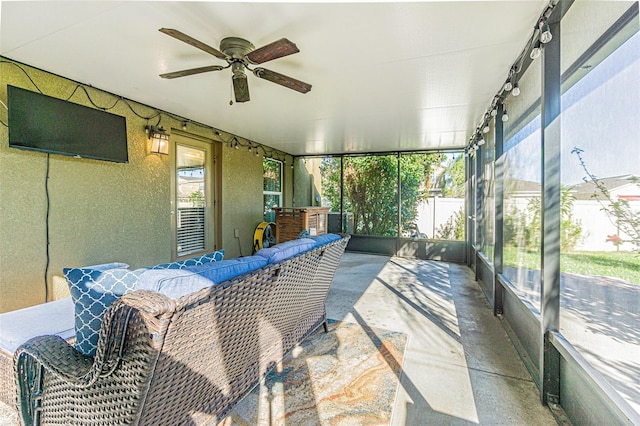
[159,65,225,79]
[253,68,312,94]
[233,74,250,103]
[246,38,299,64]
[159,28,226,60]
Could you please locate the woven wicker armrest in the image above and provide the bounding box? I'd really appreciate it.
[14,335,94,425]
[116,290,176,317]
[14,335,93,384]
[14,292,171,425]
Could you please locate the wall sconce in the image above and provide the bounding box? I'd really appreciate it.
[147,126,169,155]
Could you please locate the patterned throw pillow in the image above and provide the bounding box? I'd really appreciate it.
[150,249,225,270]
[297,229,312,239]
[64,268,143,357]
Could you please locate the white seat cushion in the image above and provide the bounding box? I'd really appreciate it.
[0,297,75,354]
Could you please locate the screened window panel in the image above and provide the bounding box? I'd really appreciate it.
[481,126,495,260]
[343,155,398,237]
[500,55,542,309]
[560,2,640,414]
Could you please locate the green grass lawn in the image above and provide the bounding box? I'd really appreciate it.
[503,248,640,285]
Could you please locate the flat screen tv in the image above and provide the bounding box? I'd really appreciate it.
[7,85,128,163]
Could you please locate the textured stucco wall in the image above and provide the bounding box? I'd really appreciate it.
[0,59,292,313]
[292,157,324,208]
[221,146,264,258]
[293,158,312,207]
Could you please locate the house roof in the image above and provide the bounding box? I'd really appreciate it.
[570,175,640,200]
[0,1,548,156]
[505,179,541,195]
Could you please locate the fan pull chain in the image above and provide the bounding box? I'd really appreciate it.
[229,79,234,106]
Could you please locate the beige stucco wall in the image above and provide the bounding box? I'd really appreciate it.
[293,157,323,208]
[0,59,292,313]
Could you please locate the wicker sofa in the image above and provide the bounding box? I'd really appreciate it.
[12,235,349,425]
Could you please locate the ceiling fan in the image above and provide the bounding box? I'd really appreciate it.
[159,28,312,103]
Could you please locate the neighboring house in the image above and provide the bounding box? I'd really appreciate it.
[569,175,640,251]
[569,174,640,201]
[504,178,542,199]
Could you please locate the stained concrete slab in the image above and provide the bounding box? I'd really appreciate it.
[326,253,558,425]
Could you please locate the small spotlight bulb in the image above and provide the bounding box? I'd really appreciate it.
[530,41,542,60]
[540,23,553,44]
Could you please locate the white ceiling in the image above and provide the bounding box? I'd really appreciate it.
[0,1,547,156]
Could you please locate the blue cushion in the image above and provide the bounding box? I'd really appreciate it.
[312,233,341,246]
[186,256,268,284]
[0,297,75,354]
[255,238,317,264]
[135,269,215,299]
[136,256,268,299]
[151,249,224,270]
[64,267,143,357]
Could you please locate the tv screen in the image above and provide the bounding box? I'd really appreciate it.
[7,85,128,163]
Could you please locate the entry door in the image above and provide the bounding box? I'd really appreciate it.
[172,135,215,259]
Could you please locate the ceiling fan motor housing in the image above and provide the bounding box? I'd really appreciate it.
[220,37,255,60]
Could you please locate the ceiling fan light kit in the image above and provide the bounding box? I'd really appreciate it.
[159,28,312,103]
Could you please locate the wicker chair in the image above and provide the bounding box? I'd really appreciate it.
[14,235,349,425]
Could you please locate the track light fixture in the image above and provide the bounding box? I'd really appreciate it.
[504,80,513,92]
[512,83,520,97]
[490,108,497,117]
[540,21,553,44]
[483,124,490,134]
[478,137,485,146]
[502,109,509,122]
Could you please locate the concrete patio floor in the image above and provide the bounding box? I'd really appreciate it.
[327,252,558,425]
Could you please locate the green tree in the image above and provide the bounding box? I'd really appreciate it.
[320,154,441,236]
[188,190,205,207]
[441,154,466,197]
[436,207,465,240]
[344,155,398,236]
[320,158,342,212]
[525,185,583,252]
